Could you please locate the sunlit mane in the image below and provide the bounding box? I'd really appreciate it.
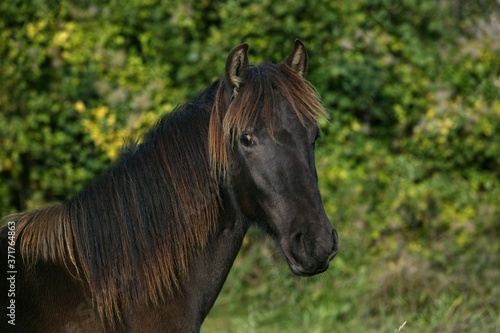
[13,82,222,325]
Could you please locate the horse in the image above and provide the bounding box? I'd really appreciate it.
[0,39,338,332]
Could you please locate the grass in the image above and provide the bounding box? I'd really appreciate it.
[201,225,500,332]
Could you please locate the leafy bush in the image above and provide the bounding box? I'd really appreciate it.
[1,0,499,331]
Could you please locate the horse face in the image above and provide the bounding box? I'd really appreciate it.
[230,108,338,276]
[220,40,338,276]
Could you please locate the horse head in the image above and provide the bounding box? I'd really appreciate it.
[210,40,338,276]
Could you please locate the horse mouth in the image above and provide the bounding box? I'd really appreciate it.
[286,257,329,277]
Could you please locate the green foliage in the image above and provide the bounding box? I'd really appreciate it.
[1,0,499,331]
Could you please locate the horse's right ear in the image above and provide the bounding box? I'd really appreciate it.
[225,43,249,95]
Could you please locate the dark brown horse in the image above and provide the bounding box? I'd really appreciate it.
[1,39,338,332]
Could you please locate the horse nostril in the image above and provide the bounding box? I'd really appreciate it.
[290,232,307,257]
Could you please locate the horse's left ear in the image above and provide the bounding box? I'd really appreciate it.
[225,43,249,94]
[285,39,308,78]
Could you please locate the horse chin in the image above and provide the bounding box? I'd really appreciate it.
[286,257,329,277]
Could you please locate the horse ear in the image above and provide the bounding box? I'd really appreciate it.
[285,39,308,77]
[225,43,249,93]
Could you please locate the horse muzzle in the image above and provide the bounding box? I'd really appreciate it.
[283,227,338,276]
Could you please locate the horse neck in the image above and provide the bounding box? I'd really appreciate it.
[173,187,250,327]
[56,83,225,323]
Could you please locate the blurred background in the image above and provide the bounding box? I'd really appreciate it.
[1,0,499,332]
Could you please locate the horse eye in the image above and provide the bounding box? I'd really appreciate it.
[240,132,255,147]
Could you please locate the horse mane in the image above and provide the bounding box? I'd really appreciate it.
[208,62,326,175]
[12,61,326,326]
[15,82,221,325]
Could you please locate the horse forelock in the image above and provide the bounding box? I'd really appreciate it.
[208,62,327,176]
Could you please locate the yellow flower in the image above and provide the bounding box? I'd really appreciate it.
[75,101,86,113]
